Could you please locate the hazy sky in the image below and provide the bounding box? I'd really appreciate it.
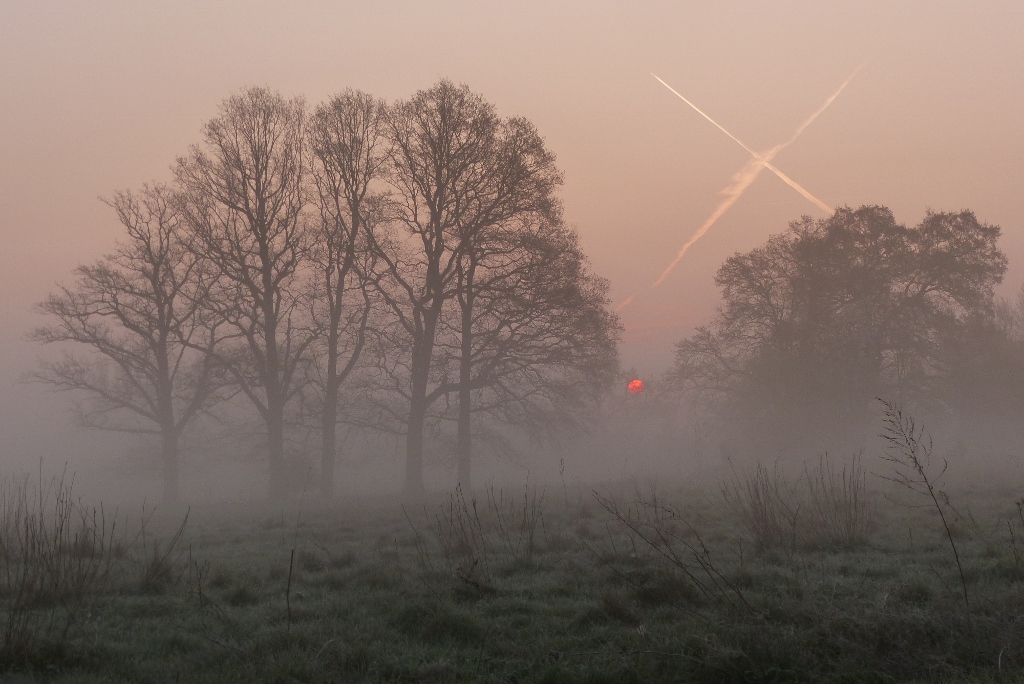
[1,1,1022,468]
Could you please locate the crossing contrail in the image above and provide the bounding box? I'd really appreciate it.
[651,155,770,287]
[624,65,864,297]
[652,73,837,213]
[759,63,866,212]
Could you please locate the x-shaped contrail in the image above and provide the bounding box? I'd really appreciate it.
[616,65,864,310]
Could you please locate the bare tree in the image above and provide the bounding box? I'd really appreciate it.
[369,80,505,497]
[365,81,621,494]
[306,89,385,497]
[447,218,621,487]
[30,185,222,502]
[175,87,314,499]
[448,115,565,488]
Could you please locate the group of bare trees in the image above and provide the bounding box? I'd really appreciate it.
[32,81,621,502]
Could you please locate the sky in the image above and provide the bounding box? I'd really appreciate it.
[1,1,1022,475]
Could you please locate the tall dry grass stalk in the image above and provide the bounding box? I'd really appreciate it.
[0,470,119,661]
[592,492,755,615]
[430,484,490,587]
[805,452,871,548]
[879,398,969,607]
[406,482,548,591]
[723,454,872,553]
[485,481,544,565]
[722,462,801,554]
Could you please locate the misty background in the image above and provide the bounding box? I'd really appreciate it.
[1,1,1022,503]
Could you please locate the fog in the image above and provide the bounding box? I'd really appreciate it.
[2,1,1023,507]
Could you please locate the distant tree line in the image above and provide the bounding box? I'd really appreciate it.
[670,204,1019,457]
[31,81,622,502]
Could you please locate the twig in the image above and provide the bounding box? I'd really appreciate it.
[286,548,295,631]
[878,398,969,607]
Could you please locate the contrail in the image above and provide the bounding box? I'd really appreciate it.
[614,292,637,312]
[652,73,834,212]
[776,63,866,150]
[759,161,832,213]
[640,65,864,292]
[760,62,866,212]
[651,74,763,159]
[651,156,767,287]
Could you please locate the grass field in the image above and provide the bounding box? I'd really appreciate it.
[4,451,1024,683]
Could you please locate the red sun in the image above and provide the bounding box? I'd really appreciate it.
[627,379,645,395]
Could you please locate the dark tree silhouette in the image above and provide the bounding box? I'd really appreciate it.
[31,185,224,502]
[447,114,567,488]
[306,89,385,497]
[175,87,314,499]
[368,80,528,497]
[443,218,621,489]
[32,82,622,502]
[368,80,611,495]
[672,205,1007,448]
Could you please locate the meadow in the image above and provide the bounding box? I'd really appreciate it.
[4,425,1024,684]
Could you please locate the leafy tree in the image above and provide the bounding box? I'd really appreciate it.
[31,185,223,502]
[934,286,1024,450]
[672,205,1007,451]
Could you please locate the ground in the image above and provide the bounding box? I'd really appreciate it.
[3,470,1024,683]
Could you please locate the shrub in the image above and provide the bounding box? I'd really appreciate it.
[805,452,872,548]
[0,471,119,663]
[722,454,873,553]
[722,462,801,554]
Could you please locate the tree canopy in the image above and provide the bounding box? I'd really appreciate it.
[671,205,1007,453]
[32,82,622,501]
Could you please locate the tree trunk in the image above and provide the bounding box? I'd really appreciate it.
[266,399,286,500]
[404,333,434,498]
[160,428,180,504]
[457,300,473,491]
[321,298,342,498]
[404,293,442,498]
[405,397,427,498]
[156,363,179,503]
[321,385,338,498]
[263,275,286,500]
